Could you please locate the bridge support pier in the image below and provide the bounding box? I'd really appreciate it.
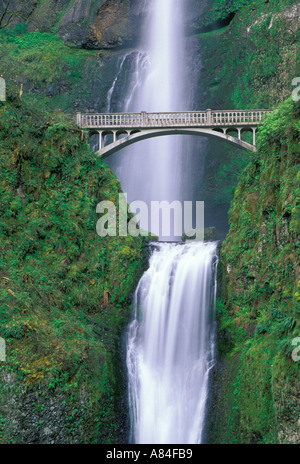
[97,130,119,150]
[97,131,103,150]
[252,128,256,146]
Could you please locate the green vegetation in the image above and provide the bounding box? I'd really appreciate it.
[0,0,299,446]
[202,0,299,27]
[197,0,299,208]
[210,99,300,444]
[0,94,147,443]
[0,23,118,113]
[203,0,254,25]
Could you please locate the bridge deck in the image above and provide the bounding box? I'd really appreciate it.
[77,109,272,130]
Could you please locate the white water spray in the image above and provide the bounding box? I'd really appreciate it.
[105,0,219,444]
[127,242,218,444]
[106,0,189,239]
[106,51,149,113]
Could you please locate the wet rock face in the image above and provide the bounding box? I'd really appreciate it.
[57,0,101,45]
[85,0,134,49]
[57,0,137,49]
[25,0,144,49]
[0,0,142,48]
[3,0,209,49]
[183,0,210,33]
[0,370,95,444]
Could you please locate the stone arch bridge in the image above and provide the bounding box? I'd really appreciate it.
[77,109,272,158]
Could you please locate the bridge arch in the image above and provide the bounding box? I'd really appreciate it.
[93,127,257,159]
[78,109,272,159]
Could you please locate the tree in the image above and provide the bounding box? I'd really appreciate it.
[0,0,33,29]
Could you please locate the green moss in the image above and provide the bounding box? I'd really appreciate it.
[212,99,300,444]
[0,25,117,113]
[0,95,147,443]
[195,0,299,208]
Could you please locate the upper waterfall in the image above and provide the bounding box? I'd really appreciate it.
[106,0,199,241]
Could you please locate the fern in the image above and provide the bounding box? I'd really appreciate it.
[270,308,288,321]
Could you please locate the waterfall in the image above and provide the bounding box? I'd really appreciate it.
[103,0,220,444]
[106,0,191,240]
[127,241,219,444]
[106,51,149,113]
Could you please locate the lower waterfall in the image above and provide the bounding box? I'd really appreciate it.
[126,241,219,444]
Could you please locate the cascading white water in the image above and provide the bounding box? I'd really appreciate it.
[106,51,149,113]
[106,0,189,239]
[103,0,220,444]
[127,241,219,444]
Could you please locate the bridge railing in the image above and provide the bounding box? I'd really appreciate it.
[77,109,272,129]
[211,110,271,125]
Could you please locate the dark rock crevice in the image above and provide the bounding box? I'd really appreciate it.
[190,12,236,35]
